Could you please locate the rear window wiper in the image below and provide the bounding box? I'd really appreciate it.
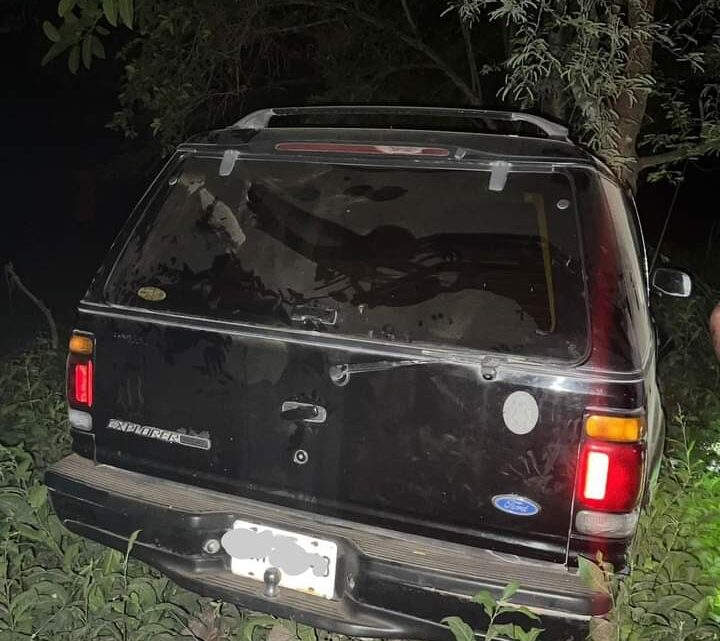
[329,359,427,386]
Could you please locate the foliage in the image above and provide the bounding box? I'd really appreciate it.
[0,338,70,470]
[583,413,720,641]
[39,0,720,186]
[443,582,543,641]
[655,271,720,454]
[0,338,329,641]
[453,0,720,185]
[581,275,720,641]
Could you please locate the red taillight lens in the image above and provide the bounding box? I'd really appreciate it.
[73,361,93,407]
[577,440,643,512]
[68,333,94,409]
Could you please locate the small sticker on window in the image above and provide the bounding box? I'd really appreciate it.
[137,286,167,302]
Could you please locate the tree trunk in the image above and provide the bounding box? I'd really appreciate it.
[614,0,656,191]
[543,0,568,123]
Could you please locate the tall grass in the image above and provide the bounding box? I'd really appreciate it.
[585,276,720,641]
[0,340,318,641]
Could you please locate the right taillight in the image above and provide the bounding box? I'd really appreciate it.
[575,413,645,537]
[577,439,644,512]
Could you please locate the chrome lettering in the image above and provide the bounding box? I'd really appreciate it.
[106,418,211,450]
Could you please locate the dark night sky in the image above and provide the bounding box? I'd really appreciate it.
[0,0,149,350]
[0,0,718,352]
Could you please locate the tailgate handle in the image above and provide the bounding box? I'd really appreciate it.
[281,401,327,423]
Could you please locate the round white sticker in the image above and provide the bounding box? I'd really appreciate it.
[502,391,539,435]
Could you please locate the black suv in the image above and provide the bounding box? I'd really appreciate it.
[47,106,691,640]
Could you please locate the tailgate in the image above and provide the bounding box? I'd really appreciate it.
[80,310,585,561]
[78,150,592,560]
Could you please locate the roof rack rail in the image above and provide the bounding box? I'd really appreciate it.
[232,106,569,140]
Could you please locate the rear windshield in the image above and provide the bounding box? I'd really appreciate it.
[106,155,587,361]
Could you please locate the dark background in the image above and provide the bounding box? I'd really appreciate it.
[1,0,719,356]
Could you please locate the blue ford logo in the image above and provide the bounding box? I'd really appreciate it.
[492,494,540,516]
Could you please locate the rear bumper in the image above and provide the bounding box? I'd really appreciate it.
[46,454,608,640]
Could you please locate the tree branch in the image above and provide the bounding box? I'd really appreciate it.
[638,141,718,172]
[3,262,58,349]
[399,0,420,38]
[459,14,482,102]
[278,0,480,104]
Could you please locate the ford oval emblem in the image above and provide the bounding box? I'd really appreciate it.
[492,494,540,517]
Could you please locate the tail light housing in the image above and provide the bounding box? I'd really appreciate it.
[67,333,95,409]
[577,439,644,512]
[575,413,645,537]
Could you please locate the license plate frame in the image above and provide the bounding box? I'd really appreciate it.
[221,519,338,599]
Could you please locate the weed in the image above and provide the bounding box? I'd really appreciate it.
[443,582,543,641]
[583,413,720,641]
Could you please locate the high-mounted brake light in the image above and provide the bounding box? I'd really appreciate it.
[585,414,644,442]
[274,142,450,157]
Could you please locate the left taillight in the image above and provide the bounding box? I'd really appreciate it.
[67,333,94,409]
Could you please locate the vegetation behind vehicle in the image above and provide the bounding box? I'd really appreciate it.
[1,263,719,639]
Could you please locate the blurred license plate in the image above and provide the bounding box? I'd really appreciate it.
[220,519,338,599]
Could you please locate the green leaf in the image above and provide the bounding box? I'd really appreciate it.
[58,0,76,17]
[43,21,61,43]
[103,0,118,27]
[442,616,475,641]
[515,628,544,641]
[17,523,45,542]
[520,628,545,641]
[127,578,159,607]
[577,555,611,595]
[472,590,496,618]
[62,541,81,572]
[91,35,106,59]
[489,623,518,639]
[82,35,92,69]
[68,45,80,74]
[241,615,277,641]
[103,549,124,573]
[9,588,38,624]
[499,606,538,624]
[501,581,520,601]
[88,584,105,612]
[118,0,133,29]
[27,484,47,509]
[125,529,141,559]
[295,623,317,641]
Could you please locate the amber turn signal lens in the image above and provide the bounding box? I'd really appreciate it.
[585,415,644,443]
[69,335,94,356]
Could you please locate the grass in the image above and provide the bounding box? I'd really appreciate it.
[1,273,719,640]
[0,340,313,641]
